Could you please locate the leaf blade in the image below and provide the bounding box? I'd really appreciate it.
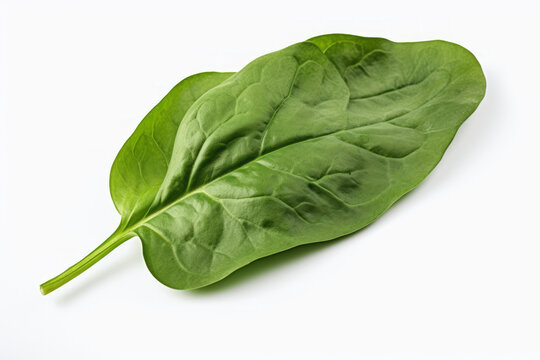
[131,35,485,289]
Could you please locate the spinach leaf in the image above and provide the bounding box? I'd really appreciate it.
[40,34,486,294]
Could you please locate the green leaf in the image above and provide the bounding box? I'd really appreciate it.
[40,34,486,294]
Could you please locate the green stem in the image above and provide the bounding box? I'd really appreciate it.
[39,230,135,295]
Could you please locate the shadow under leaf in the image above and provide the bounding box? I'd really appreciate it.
[187,231,356,296]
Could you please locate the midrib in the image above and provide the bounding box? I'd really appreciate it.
[120,82,443,237]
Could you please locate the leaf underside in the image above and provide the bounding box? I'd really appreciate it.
[107,34,485,290]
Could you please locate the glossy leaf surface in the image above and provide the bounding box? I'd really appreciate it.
[40,34,486,294]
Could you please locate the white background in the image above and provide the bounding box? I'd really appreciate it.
[1,0,539,358]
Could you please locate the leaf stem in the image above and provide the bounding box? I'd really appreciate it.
[39,230,135,295]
